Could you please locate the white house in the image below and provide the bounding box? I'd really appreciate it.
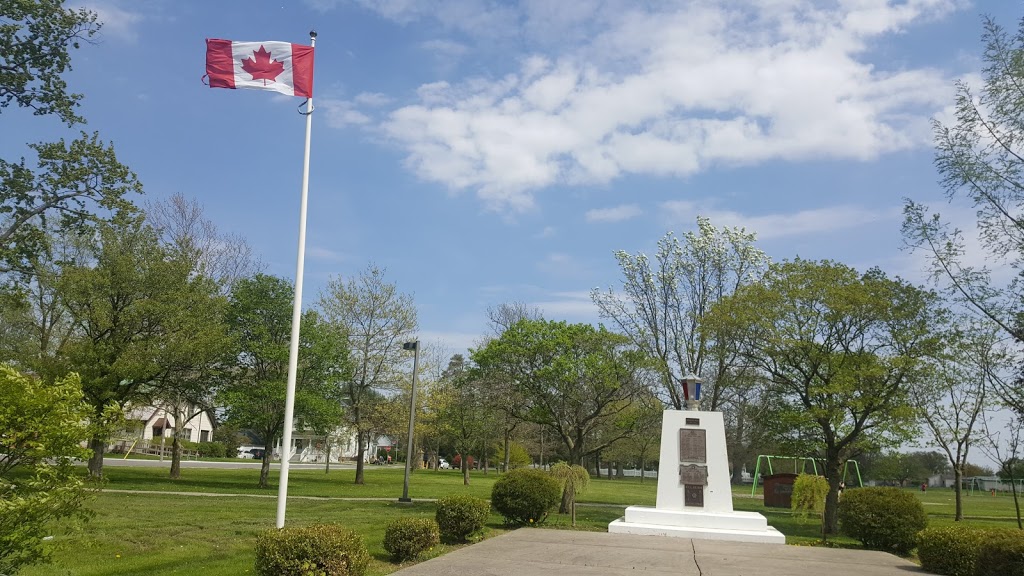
[123,403,216,444]
[273,427,392,463]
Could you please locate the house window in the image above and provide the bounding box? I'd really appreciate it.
[200,430,209,442]
[183,428,192,441]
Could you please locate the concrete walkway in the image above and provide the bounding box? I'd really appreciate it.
[394,529,927,576]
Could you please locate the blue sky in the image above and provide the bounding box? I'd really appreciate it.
[7,0,1022,355]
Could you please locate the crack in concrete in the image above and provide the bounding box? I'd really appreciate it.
[691,540,703,576]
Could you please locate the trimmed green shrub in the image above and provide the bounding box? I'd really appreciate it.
[837,487,927,554]
[254,524,369,576]
[917,525,991,576]
[383,518,440,562]
[435,494,490,542]
[197,441,227,458]
[976,530,1024,576]
[490,468,561,526]
[791,473,828,521]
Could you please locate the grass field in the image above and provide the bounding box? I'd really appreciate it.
[19,466,1024,575]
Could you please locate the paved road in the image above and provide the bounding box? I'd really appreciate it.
[394,530,926,576]
[101,457,359,470]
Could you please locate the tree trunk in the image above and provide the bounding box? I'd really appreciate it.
[88,435,106,479]
[640,457,646,484]
[170,405,183,479]
[954,467,963,521]
[170,432,181,479]
[559,480,575,514]
[325,435,331,474]
[462,457,470,486]
[259,451,271,488]
[355,431,365,485]
[503,429,511,473]
[616,461,624,479]
[1010,467,1023,530]
[823,457,843,536]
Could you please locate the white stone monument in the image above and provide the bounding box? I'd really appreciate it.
[609,375,785,544]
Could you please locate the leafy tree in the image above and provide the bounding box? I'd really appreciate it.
[912,319,999,520]
[317,265,417,484]
[549,462,589,516]
[2,4,141,274]
[1,0,99,124]
[433,355,490,485]
[1,133,141,275]
[868,452,932,487]
[601,391,662,483]
[708,259,942,535]
[58,216,221,478]
[221,274,348,488]
[903,16,1024,351]
[592,218,769,410]
[472,319,649,465]
[0,365,92,574]
[483,302,540,473]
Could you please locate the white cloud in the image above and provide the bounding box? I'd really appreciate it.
[378,1,961,211]
[535,226,556,238]
[660,201,895,240]
[585,204,642,223]
[354,92,393,107]
[76,1,143,42]
[418,329,481,354]
[528,290,599,321]
[307,246,346,261]
[318,97,372,128]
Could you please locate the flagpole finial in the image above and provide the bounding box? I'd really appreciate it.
[309,30,317,39]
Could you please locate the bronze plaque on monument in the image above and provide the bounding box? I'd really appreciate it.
[678,428,707,463]
[679,464,708,486]
[684,484,704,507]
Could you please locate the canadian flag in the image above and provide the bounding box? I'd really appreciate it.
[205,39,314,98]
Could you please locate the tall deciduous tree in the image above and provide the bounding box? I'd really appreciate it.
[433,354,490,485]
[903,16,1024,346]
[2,4,140,274]
[472,319,649,466]
[146,193,258,294]
[58,216,221,478]
[1,133,141,274]
[1,0,98,124]
[317,265,417,484]
[708,259,942,535]
[221,274,348,489]
[913,319,1001,521]
[592,218,769,410]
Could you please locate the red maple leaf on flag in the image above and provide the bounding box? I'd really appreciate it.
[241,45,284,84]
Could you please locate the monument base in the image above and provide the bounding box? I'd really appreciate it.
[608,505,785,544]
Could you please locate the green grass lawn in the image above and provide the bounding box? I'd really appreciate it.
[21,467,1024,575]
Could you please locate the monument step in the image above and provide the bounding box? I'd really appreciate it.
[622,505,770,531]
[609,517,786,544]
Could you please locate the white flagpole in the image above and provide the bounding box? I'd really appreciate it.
[276,30,317,529]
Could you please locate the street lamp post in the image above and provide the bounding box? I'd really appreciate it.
[399,340,420,503]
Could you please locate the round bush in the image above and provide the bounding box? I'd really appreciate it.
[435,494,490,541]
[383,518,440,562]
[490,468,561,526]
[837,487,927,554]
[976,530,1024,576]
[917,525,991,576]
[255,524,369,576]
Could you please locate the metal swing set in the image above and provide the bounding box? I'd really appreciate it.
[749,454,864,496]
